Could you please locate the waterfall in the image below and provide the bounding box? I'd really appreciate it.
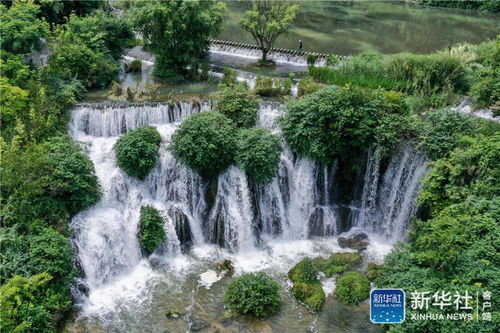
[352,145,427,240]
[69,100,427,314]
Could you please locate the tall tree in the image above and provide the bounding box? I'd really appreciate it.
[240,0,299,65]
[129,0,225,79]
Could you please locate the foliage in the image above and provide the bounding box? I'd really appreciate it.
[326,54,339,67]
[469,37,499,108]
[221,68,239,87]
[0,0,49,55]
[418,134,499,216]
[224,272,281,317]
[64,11,134,59]
[335,272,371,305]
[129,0,225,78]
[306,53,319,66]
[280,85,409,165]
[418,109,475,160]
[0,78,29,141]
[37,0,105,24]
[114,126,161,180]
[288,258,326,312]
[235,127,282,183]
[48,39,119,89]
[0,273,69,333]
[1,136,100,230]
[315,252,363,277]
[139,206,166,254]
[365,262,383,282]
[0,51,32,88]
[288,258,319,285]
[214,83,259,128]
[240,0,299,62]
[171,111,237,179]
[297,76,319,97]
[253,76,291,97]
[125,59,142,73]
[309,50,469,103]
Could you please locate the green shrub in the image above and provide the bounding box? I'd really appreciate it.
[288,258,326,312]
[281,85,408,164]
[0,273,67,333]
[297,77,319,97]
[49,40,120,89]
[171,111,237,179]
[307,53,319,66]
[254,76,278,97]
[125,59,142,73]
[139,206,166,253]
[235,127,281,183]
[419,109,475,160]
[365,262,383,282]
[335,272,371,305]
[224,272,281,317]
[115,126,162,180]
[326,54,339,67]
[214,83,259,128]
[221,68,239,87]
[470,68,500,108]
[288,258,319,284]
[291,282,325,312]
[319,252,363,277]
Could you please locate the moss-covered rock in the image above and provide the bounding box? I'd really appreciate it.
[288,258,325,312]
[139,205,166,254]
[335,272,371,305]
[315,252,362,277]
[365,262,383,282]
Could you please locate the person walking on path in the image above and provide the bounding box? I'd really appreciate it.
[299,40,303,50]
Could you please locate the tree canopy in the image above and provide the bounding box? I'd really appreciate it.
[240,0,299,63]
[129,0,225,78]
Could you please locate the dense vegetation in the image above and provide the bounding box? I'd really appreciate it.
[335,272,371,306]
[0,1,130,330]
[139,206,167,254]
[128,0,225,79]
[288,258,325,312]
[309,38,499,112]
[115,126,162,180]
[214,83,259,128]
[224,272,281,317]
[171,111,237,179]
[235,127,282,183]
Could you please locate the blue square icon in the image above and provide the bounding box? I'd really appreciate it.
[370,289,405,323]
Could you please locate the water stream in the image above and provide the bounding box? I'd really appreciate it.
[69,101,426,332]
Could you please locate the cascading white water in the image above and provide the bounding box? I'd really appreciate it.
[69,100,427,324]
[352,145,427,240]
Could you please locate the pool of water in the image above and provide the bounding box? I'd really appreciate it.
[219,0,500,55]
[70,236,391,333]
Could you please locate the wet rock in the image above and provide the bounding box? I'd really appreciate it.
[337,232,369,251]
[308,206,325,237]
[167,207,193,251]
[191,320,209,331]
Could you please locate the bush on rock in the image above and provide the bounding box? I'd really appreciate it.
[171,111,237,179]
[335,271,371,305]
[139,205,166,254]
[115,126,161,180]
[224,272,281,317]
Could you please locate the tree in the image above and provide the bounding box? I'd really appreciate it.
[235,127,281,183]
[114,126,162,180]
[171,111,237,179]
[214,83,259,128]
[129,0,225,79]
[0,0,49,55]
[240,0,299,65]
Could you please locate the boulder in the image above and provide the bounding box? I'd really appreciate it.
[337,232,369,251]
[167,207,193,250]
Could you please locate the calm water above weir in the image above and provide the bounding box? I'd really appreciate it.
[219,0,500,55]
